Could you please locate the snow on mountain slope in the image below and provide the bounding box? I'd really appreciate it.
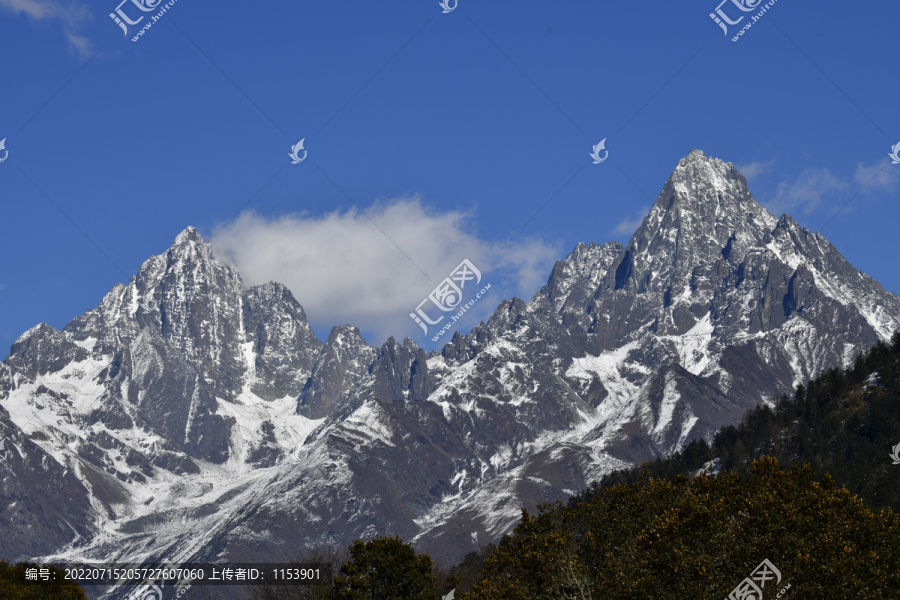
[2,150,899,592]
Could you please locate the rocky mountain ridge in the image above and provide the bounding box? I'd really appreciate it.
[1,150,898,599]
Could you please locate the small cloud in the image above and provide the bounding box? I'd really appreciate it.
[65,30,95,60]
[613,206,650,237]
[766,168,847,217]
[854,159,899,192]
[736,158,777,180]
[495,238,560,300]
[759,157,897,219]
[0,0,96,58]
[0,0,88,23]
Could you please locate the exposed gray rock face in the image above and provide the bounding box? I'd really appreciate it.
[102,329,229,463]
[369,337,439,404]
[242,282,323,401]
[5,323,89,378]
[298,325,376,419]
[2,151,899,588]
[0,400,96,559]
[1,226,327,563]
[65,227,247,403]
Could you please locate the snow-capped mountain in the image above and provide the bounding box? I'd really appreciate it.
[2,150,898,595]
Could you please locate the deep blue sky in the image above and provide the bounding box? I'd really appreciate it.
[1,0,898,351]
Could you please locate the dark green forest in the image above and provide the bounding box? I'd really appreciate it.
[468,457,900,599]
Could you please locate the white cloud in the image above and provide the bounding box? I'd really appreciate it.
[0,0,87,22]
[736,158,777,180]
[0,0,96,59]
[766,168,847,217]
[65,30,94,60]
[612,206,650,238]
[210,198,560,346]
[854,159,899,192]
[760,158,898,218]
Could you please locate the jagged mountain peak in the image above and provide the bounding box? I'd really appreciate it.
[673,148,742,182]
[298,324,375,419]
[660,149,776,232]
[244,281,309,321]
[242,282,322,401]
[543,241,624,313]
[5,323,89,378]
[380,335,423,353]
[163,225,227,278]
[326,324,368,347]
[11,322,56,344]
[172,225,204,246]
[61,226,243,361]
[4,152,900,578]
[615,150,777,294]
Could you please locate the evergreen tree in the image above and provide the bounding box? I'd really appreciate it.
[333,536,439,600]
